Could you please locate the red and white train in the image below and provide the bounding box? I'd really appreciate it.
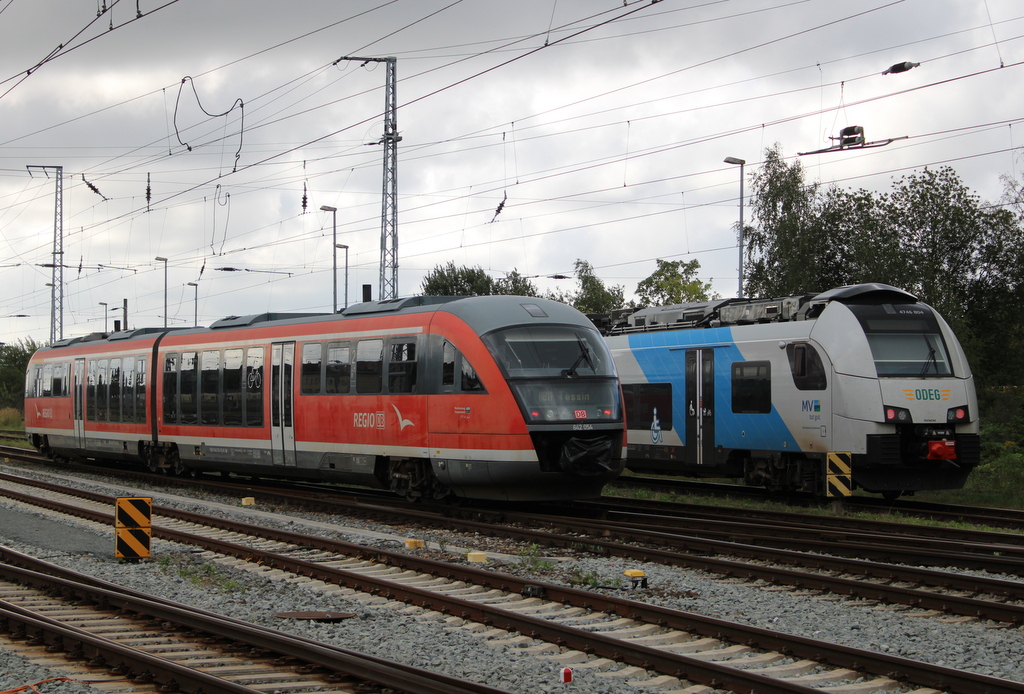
[24,295,626,501]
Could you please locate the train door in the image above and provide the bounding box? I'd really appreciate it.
[270,342,296,466]
[73,358,86,450]
[684,348,715,465]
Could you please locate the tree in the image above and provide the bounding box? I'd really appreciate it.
[420,262,539,297]
[421,262,495,296]
[745,143,824,297]
[634,258,714,307]
[747,143,1024,388]
[493,269,539,296]
[0,338,40,412]
[546,259,624,314]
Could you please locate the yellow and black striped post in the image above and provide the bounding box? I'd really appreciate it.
[826,452,853,498]
[115,497,152,560]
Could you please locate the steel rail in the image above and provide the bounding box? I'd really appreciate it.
[574,494,1024,549]
[0,601,269,694]
[0,557,511,694]
[2,482,1022,693]
[4,471,1024,622]
[614,475,1024,532]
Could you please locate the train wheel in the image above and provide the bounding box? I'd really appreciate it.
[882,490,902,501]
[169,456,188,477]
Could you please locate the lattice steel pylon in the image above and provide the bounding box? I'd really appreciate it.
[336,56,401,300]
[27,165,64,342]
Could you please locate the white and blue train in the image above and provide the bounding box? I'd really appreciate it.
[597,284,980,498]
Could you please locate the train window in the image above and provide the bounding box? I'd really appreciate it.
[847,303,953,377]
[246,347,264,427]
[224,349,244,426]
[786,343,826,390]
[122,358,135,423]
[52,364,67,397]
[25,366,35,398]
[96,359,109,421]
[42,364,53,397]
[163,354,179,424]
[180,352,198,425]
[301,343,323,394]
[622,383,673,431]
[731,361,771,414]
[325,342,351,394]
[109,359,121,422]
[50,363,63,397]
[462,357,483,392]
[356,339,383,394]
[387,340,417,394]
[442,342,456,387]
[87,361,98,421]
[483,325,615,378]
[200,350,220,426]
[136,358,146,424]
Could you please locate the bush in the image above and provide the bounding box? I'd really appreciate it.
[0,407,23,429]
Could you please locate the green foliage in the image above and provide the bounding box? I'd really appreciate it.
[546,259,625,314]
[160,555,247,593]
[634,259,715,307]
[747,143,1024,389]
[492,268,539,296]
[0,339,41,413]
[420,261,539,297]
[517,543,555,573]
[421,261,493,296]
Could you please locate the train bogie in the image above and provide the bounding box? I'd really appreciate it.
[599,284,980,498]
[25,296,627,502]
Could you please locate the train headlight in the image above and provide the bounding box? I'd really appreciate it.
[883,406,912,424]
[946,405,969,423]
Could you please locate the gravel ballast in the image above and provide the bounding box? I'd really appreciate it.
[2,461,1024,693]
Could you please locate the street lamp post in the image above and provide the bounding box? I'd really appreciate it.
[187,282,198,327]
[99,302,108,333]
[155,257,168,327]
[724,156,746,298]
[337,244,349,310]
[320,206,339,313]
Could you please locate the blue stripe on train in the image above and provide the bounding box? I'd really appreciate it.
[626,326,800,454]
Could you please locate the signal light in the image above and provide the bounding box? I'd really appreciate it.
[946,406,968,423]
[884,406,911,423]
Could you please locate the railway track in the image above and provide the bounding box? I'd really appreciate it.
[613,475,1024,531]
[0,546,510,694]
[2,467,1023,694]
[5,454,1024,623]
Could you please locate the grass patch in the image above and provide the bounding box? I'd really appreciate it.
[517,543,555,573]
[158,554,247,593]
[0,407,23,429]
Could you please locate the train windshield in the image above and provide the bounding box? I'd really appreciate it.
[847,303,952,377]
[483,325,616,379]
[484,324,621,423]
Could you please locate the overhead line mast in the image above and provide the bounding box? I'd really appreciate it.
[27,165,64,342]
[336,56,400,301]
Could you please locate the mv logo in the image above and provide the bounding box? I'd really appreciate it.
[801,400,821,413]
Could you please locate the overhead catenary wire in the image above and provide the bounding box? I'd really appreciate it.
[4,2,1024,330]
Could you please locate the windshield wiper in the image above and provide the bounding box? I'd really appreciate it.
[920,347,938,375]
[562,334,595,378]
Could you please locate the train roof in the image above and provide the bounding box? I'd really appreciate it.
[32,295,595,355]
[596,283,919,335]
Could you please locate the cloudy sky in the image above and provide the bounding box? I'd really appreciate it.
[1,0,1022,343]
